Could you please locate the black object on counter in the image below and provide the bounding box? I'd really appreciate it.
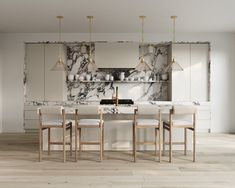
[100,99,134,105]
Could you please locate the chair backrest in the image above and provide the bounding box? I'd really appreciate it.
[172,105,197,115]
[76,105,100,115]
[137,104,161,115]
[37,106,64,122]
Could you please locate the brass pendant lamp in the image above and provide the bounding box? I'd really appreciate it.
[86,16,98,73]
[135,16,152,72]
[165,16,183,72]
[51,16,67,71]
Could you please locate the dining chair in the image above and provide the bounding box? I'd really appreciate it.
[133,104,162,162]
[74,105,104,162]
[38,106,73,162]
[163,105,197,162]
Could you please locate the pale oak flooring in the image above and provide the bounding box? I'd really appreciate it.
[0,133,235,188]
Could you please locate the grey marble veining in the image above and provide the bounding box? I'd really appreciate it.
[66,43,170,103]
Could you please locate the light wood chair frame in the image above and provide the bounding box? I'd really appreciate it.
[74,108,104,162]
[133,108,162,162]
[38,108,73,162]
[163,107,196,162]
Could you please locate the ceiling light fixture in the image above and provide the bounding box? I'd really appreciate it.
[51,16,67,71]
[164,15,183,72]
[135,16,152,72]
[86,16,98,73]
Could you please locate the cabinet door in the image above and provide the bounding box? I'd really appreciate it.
[25,44,44,101]
[44,44,66,101]
[190,44,209,101]
[171,44,191,101]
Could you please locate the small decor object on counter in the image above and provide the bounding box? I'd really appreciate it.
[79,76,84,81]
[130,77,135,81]
[161,73,168,81]
[105,74,110,81]
[86,74,91,81]
[125,78,129,81]
[156,73,160,81]
[68,74,74,82]
[110,76,114,81]
[144,75,149,81]
[75,74,79,81]
[119,72,125,81]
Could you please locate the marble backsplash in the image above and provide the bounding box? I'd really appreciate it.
[66,43,170,103]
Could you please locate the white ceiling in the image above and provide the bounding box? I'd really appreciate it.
[0,0,235,33]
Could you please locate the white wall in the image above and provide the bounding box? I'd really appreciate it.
[1,32,235,133]
[0,34,3,132]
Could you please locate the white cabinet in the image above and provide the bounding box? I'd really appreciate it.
[25,43,66,102]
[171,43,209,102]
[44,44,66,101]
[25,44,44,101]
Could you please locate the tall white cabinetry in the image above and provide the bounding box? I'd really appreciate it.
[25,43,66,101]
[171,43,209,102]
[171,43,211,132]
[24,43,67,131]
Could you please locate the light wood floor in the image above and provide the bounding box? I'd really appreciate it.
[0,133,235,188]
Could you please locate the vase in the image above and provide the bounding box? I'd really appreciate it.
[119,72,125,81]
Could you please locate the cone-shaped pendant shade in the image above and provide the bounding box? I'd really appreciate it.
[135,57,152,72]
[164,58,183,72]
[51,57,67,71]
[135,16,152,72]
[165,16,183,72]
[51,16,67,72]
[87,58,98,73]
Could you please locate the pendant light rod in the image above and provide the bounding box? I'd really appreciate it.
[139,16,146,62]
[171,15,177,43]
[87,16,93,58]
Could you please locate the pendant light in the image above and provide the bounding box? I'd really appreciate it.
[51,16,67,71]
[135,16,152,72]
[164,16,183,72]
[86,16,98,73]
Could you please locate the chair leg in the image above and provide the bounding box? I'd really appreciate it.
[158,127,161,162]
[133,125,136,162]
[75,127,78,162]
[163,127,165,156]
[193,128,196,162]
[70,125,72,156]
[155,128,157,159]
[79,128,82,155]
[48,128,51,155]
[100,126,103,161]
[169,128,172,163]
[39,127,42,162]
[102,124,104,158]
[184,128,187,155]
[63,127,66,163]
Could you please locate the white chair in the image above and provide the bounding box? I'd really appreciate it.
[38,106,72,162]
[74,105,104,162]
[133,105,162,162]
[163,105,197,162]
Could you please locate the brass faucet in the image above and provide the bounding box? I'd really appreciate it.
[115,86,119,106]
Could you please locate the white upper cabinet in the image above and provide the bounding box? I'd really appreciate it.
[171,43,209,102]
[44,44,66,101]
[25,44,66,101]
[171,44,191,101]
[25,44,44,101]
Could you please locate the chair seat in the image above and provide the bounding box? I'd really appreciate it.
[78,119,103,126]
[136,119,159,126]
[42,120,71,126]
[166,120,193,127]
